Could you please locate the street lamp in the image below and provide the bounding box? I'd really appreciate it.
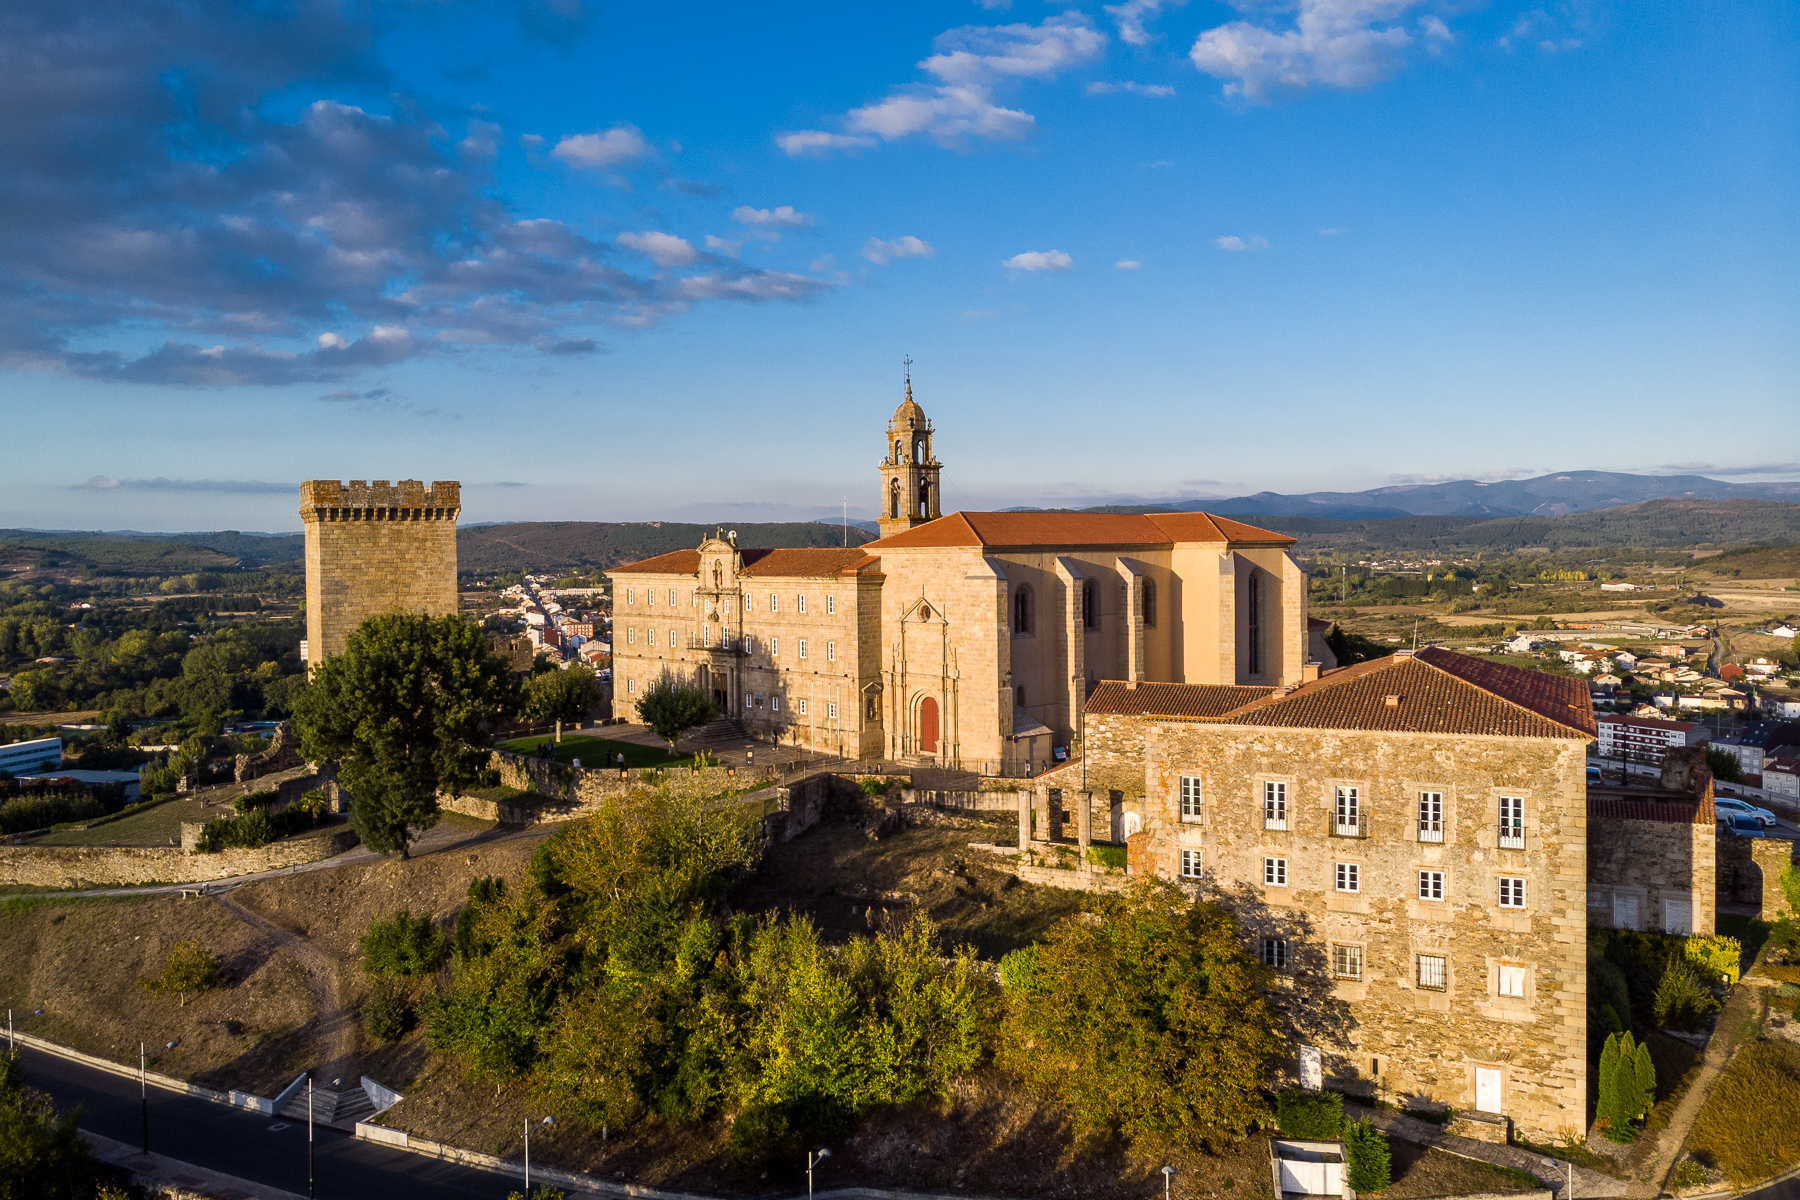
[1162,1165,1176,1200]
[807,1147,832,1200]
[524,1115,555,1193]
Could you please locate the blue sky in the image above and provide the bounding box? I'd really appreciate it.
[2,0,1795,532]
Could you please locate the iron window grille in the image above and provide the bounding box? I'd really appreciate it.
[1264,781,1288,831]
[1498,796,1525,849]
[1263,857,1288,886]
[1332,943,1363,980]
[1335,863,1360,893]
[1418,870,1444,901]
[1418,791,1444,842]
[1334,786,1361,837]
[1262,938,1288,969]
[1180,776,1203,823]
[1180,849,1202,879]
[1417,954,1447,991]
[1498,876,1527,908]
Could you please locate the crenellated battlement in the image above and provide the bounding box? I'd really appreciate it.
[299,479,460,521]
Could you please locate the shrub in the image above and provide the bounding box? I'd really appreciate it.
[141,941,224,1006]
[1669,1160,1707,1189]
[359,910,449,978]
[1653,960,1720,1031]
[506,1187,567,1200]
[1343,1116,1392,1193]
[1689,1041,1800,1189]
[726,1101,800,1168]
[456,876,506,962]
[1589,957,1632,1033]
[232,789,278,815]
[362,978,410,1043]
[0,791,106,835]
[1769,917,1800,958]
[858,777,900,798]
[998,945,1040,995]
[1275,1089,1343,1140]
[1781,868,1800,916]
[1685,935,1742,985]
[0,1052,93,1199]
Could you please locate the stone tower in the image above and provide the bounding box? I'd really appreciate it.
[877,365,942,539]
[300,479,461,669]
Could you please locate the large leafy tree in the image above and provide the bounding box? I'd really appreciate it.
[522,664,601,742]
[0,1052,91,1200]
[998,880,1280,1149]
[297,614,517,857]
[634,675,718,750]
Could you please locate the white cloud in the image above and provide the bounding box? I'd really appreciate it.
[732,205,816,231]
[845,84,1035,144]
[552,123,651,170]
[1115,259,1141,269]
[974,0,1012,9]
[810,253,837,272]
[1104,0,1189,46]
[616,231,699,267]
[1214,234,1269,251]
[1004,249,1073,271]
[1087,80,1177,96]
[921,13,1106,85]
[1190,0,1443,103]
[677,272,831,302]
[704,235,742,258]
[459,120,501,159]
[863,236,937,265]
[776,130,877,155]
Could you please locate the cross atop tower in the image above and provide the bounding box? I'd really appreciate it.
[878,361,942,539]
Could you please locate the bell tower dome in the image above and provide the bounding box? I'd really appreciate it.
[878,359,943,539]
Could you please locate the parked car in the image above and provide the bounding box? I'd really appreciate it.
[1718,813,1768,838]
[1714,797,1778,827]
[1586,764,1604,786]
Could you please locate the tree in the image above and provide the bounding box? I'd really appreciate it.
[296,614,518,857]
[142,941,223,1007]
[997,880,1280,1149]
[1343,1116,1392,1194]
[634,675,719,751]
[359,909,450,977]
[1633,1039,1657,1122]
[1704,747,1743,784]
[522,664,601,742]
[0,1052,91,1200]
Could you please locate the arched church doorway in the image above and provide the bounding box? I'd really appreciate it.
[919,696,939,754]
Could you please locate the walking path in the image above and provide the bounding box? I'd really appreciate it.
[209,892,357,1083]
[1340,1099,1628,1198]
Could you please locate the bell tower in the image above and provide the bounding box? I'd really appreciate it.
[878,358,942,539]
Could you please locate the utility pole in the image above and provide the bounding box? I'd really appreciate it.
[307,1078,314,1200]
[140,1042,148,1155]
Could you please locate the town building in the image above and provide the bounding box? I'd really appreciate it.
[0,736,62,777]
[1595,714,1710,764]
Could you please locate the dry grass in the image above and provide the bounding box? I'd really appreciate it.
[1689,1040,1800,1189]
[1381,1142,1541,1198]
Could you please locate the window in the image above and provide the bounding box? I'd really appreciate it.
[627,627,635,644]
[1498,964,1527,998]
[828,702,837,721]
[754,693,763,708]
[627,679,635,693]
[797,699,808,715]
[826,595,835,614]
[1418,870,1444,901]
[1417,954,1447,991]
[1335,862,1360,893]
[744,595,752,612]
[798,639,808,659]
[770,592,778,612]
[1418,791,1444,842]
[668,589,676,605]
[1263,857,1287,886]
[866,696,878,721]
[1013,585,1033,635]
[1262,938,1288,969]
[1246,573,1262,677]
[647,629,656,646]
[798,595,807,614]
[772,696,781,712]
[1335,786,1360,836]
[1180,849,1202,879]
[1263,781,1288,830]
[1498,796,1525,849]
[1082,579,1098,630]
[1016,686,1026,709]
[1179,776,1203,822]
[1332,943,1363,980]
[627,588,635,604]
[771,637,779,657]
[647,589,655,606]
[827,641,836,661]
[1142,579,1157,629]
[1498,876,1527,908]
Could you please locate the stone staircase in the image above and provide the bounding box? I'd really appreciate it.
[681,717,748,750]
[280,1083,373,1127]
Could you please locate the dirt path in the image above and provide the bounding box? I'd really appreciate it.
[208,891,357,1081]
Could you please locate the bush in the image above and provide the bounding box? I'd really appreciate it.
[505,1187,567,1200]
[456,876,506,962]
[0,1052,93,1199]
[1653,959,1720,1031]
[193,805,312,852]
[726,1101,800,1168]
[232,789,278,814]
[1343,1116,1392,1193]
[0,791,105,835]
[1590,955,1632,1034]
[141,941,223,1006]
[359,910,449,978]
[997,945,1040,995]
[1669,1160,1707,1189]
[362,978,410,1043]
[1685,935,1743,985]
[1689,1041,1800,1189]
[1781,868,1800,916]
[858,777,901,798]
[1276,1089,1343,1139]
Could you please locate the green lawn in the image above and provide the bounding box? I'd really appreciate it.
[494,734,693,770]
[30,797,189,847]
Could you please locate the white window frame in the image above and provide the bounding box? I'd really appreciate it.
[1498,876,1527,909]
[1498,963,1527,998]
[1180,848,1202,879]
[648,589,656,606]
[1335,785,1360,837]
[771,695,781,713]
[1263,781,1288,831]
[627,627,635,644]
[1419,870,1444,902]
[1498,795,1525,849]
[797,698,808,716]
[828,701,837,721]
[827,641,836,662]
[798,594,807,614]
[770,637,779,657]
[1179,776,1203,823]
[647,628,656,646]
[1262,938,1288,969]
[827,595,835,614]
[743,595,752,612]
[626,587,635,604]
[669,628,676,648]
[1263,856,1287,886]
[798,639,808,659]
[668,588,676,605]
[627,678,635,693]
[1417,954,1447,991]
[770,592,778,612]
[1332,943,1363,981]
[1335,862,1360,893]
[1418,790,1444,842]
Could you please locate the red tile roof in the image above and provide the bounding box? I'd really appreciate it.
[864,510,1296,550]
[608,547,876,578]
[1588,795,1714,824]
[1086,681,1276,719]
[607,549,700,574]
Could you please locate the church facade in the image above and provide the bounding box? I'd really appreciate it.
[607,385,1328,771]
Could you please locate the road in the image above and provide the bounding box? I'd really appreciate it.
[1748,1174,1800,1200]
[15,1044,535,1200]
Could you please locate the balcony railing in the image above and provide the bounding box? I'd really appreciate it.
[1265,817,1288,831]
[1499,830,1525,850]
[1332,820,1363,838]
[1417,824,1444,843]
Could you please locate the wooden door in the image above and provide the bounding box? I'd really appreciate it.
[920,696,939,753]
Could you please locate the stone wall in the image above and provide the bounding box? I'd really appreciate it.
[1720,836,1799,918]
[1588,809,1716,936]
[0,827,358,888]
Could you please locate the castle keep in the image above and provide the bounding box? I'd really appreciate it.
[300,479,461,665]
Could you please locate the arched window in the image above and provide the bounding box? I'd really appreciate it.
[1142,579,1157,629]
[1015,685,1027,710]
[914,435,925,462]
[1082,579,1098,630]
[917,479,930,517]
[1012,584,1033,635]
[1246,572,1263,677]
[889,478,901,519]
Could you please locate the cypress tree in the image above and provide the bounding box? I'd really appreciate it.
[1633,1040,1657,1120]
[1598,1033,1621,1127]
[1606,1033,1640,1141]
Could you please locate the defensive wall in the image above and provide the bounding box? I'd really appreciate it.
[0,825,358,888]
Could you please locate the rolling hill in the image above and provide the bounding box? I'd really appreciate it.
[455,521,875,573]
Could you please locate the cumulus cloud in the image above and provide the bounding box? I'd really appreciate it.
[1004,249,1073,271]
[1115,259,1142,269]
[704,235,743,258]
[1214,234,1269,252]
[732,205,816,231]
[616,231,701,267]
[459,119,502,159]
[862,236,937,265]
[1104,0,1189,46]
[779,13,1101,154]
[72,476,293,494]
[552,123,652,171]
[1190,0,1447,103]
[1087,80,1177,96]
[539,337,600,355]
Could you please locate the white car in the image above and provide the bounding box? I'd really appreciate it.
[1714,797,1777,827]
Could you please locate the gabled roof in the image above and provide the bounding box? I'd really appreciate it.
[864,510,1296,550]
[608,547,876,578]
[1086,681,1275,719]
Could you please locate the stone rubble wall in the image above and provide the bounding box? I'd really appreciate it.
[0,827,358,888]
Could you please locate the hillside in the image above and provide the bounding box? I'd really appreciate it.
[455,520,875,573]
[1201,470,1800,519]
[0,536,245,574]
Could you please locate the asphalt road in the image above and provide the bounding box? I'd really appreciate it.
[1749,1176,1800,1200]
[15,1045,534,1200]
